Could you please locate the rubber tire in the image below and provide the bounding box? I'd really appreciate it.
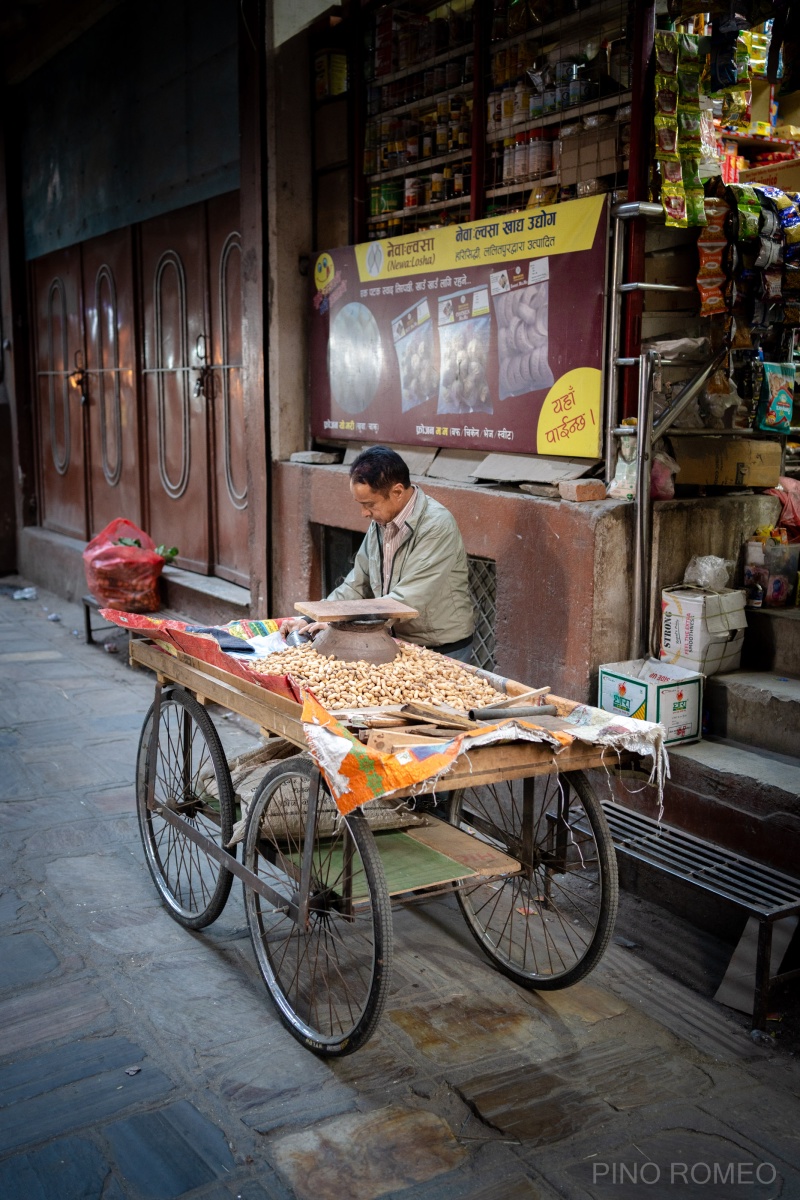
[242,755,392,1057]
[136,687,235,929]
[449,770,618,990]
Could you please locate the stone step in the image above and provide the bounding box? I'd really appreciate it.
[742,606,800,676]
[706,669,800,759]
[597,737,800,870]
[161,566,250,626]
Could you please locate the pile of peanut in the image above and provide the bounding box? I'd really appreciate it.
[249,640,505,712]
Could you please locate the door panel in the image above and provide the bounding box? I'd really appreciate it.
[82,227,141,535]
[207,192,248,586]
[31,248,87,539]
[140,206,210,572]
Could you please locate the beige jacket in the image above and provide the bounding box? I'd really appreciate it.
[327,491,474,646]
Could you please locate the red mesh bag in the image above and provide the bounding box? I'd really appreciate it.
[83,519,165,612]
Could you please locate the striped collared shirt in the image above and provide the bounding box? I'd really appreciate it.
[381,487,418,593]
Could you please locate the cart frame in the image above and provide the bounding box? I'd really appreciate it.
[131,638,626,1056]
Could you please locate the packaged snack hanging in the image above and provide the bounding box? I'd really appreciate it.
[755,362,795,433]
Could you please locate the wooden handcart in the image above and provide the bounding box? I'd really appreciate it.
[132,638,623,1057]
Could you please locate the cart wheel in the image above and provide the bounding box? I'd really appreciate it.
[242,755,392,1057]
[136,687,235,929]
[449,771,618,990]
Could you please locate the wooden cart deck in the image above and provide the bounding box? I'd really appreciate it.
[129,638,622,795]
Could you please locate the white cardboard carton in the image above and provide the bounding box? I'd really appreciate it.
[598,658,703,745]
[660,586,747,675]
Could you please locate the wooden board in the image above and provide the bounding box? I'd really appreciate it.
[403,820,520,877]
[294,598,419,622]
[129,640,307,746]
[372,824,519,895]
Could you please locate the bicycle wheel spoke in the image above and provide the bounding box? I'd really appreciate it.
[243,758,391,1056]
[136,691,235,929]
[450,772,618,989]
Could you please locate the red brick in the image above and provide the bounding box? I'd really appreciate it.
[558,479,607,503]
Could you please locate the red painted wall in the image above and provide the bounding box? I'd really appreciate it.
[272,463,633,701]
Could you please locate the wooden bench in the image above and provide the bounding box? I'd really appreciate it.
[601,799,800,1031]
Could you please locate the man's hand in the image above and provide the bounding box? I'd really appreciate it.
[281,618,329,639]
[281,617,308,636]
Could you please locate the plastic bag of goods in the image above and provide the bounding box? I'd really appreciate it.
[683,554,732,592]
[437,285,492,415]
[83,519,167,612]
[392,299,438,412]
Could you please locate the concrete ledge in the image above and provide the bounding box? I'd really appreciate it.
[18,527,250,625]
[743,607,800,676]
[707,670,800,759]
[591,735,800,879]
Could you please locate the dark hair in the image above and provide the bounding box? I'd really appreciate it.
[349,446,410,492]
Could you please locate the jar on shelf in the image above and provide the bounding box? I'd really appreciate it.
[529,89,544,120]
[514,78,531,124]
[501,84,515,132]
[436,120,448,155]
[515,132,529,180]
[442,166,454,199]
[543,87,558,114]
[431,171,445,202]
[380,179,402,213]
[433,64,447,92]
[406,124,420,163]
[503,137,516,184]
[404,177,421,208]
[446,59,462,89]
[421,125,434,158]
[527,130,551,178]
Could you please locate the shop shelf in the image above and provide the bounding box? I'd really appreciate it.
[486,175,558,199]
[370,41,473,89]
[370,80,473,119]
[720,131,800,151]
[489,0,627,56]
[366,194,471,223]
[366,149,472,182]
[485,89,631,144]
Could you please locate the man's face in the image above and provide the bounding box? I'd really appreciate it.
[351,480,408,525]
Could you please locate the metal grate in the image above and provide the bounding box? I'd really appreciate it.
[468,556,496,671]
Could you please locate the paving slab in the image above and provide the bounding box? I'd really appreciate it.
[0,976,114,1059]
[0,1059,174,1155]
[0,1135,111,1200]
[0,932,59,990]
[103,1099,235,1198]
[0,1036,146,1108]
[270,1107,468,1200]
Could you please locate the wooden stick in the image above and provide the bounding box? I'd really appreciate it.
[486,686,551,711]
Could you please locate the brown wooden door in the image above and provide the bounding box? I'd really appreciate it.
[82,227,141,536]
[207,192,248,585]
[31,247,88,539]
[139,205,211,572]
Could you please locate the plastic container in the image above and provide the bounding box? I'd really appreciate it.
[503,138,516,184]
[514,132,528,179]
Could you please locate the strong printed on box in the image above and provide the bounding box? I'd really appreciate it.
[660,586,747,674]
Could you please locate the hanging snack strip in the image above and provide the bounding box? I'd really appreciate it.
[655,31,706,228]
[696,197,730,317]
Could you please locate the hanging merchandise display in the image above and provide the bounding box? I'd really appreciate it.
[654,30,708,226]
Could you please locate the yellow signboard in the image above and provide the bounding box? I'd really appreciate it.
[354,194,606,283]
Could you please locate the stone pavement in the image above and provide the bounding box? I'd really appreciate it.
[1,581,799,1200]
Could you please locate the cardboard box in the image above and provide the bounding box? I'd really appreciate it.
[598,658,703,745]
[739,159,800,190]
[660,587,747,675]
[672,437,782,488]
[559,129,619,186]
